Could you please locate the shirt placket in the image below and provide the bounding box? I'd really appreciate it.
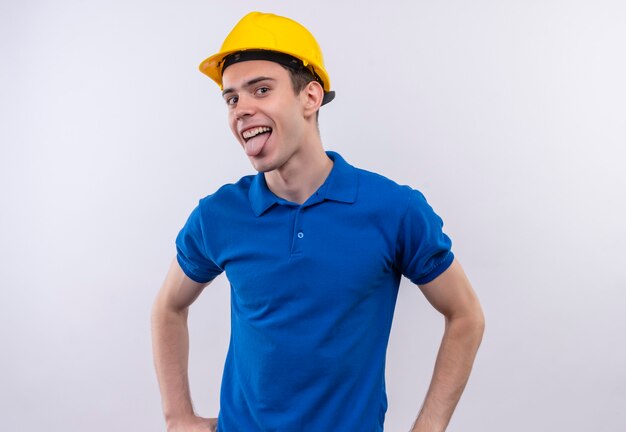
[290,206,305,256]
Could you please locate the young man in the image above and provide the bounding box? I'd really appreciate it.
[152,12,484,432]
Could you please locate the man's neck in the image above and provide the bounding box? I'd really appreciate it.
[264,145,333,205]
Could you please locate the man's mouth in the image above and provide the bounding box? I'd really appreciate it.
[241,126,272,156]
[242,126,272,141]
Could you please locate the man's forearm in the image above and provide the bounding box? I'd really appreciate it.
[411,313,484,432]
[151,302,196,424]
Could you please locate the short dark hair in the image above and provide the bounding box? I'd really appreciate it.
[281,65,321,121]
[282,65,317,93]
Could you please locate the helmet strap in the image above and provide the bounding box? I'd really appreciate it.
[221,50,335,106]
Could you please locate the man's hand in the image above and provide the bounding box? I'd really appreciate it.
[167,415,217,432]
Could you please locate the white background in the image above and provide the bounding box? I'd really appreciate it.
[2,1,625,431]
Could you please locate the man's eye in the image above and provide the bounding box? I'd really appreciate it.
[256,87,270,95]
[226,95,238,106]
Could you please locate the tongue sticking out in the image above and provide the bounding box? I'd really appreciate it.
[244,131,271,156]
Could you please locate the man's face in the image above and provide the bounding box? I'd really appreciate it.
[221,60,309,173]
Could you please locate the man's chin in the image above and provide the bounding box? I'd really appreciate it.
[248,156,274,174]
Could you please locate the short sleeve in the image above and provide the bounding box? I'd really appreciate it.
[396,189,454,285]
[175,203,223,283]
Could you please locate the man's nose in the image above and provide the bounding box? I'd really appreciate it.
[234,94,255,119]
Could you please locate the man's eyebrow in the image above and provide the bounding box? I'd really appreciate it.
[222,76,276,97]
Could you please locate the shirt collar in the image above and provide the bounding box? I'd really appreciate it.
[249,151,358,217]
[323,151,359,204]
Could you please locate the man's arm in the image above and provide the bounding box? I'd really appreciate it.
[151,258,217,432]
[411,259,485,432]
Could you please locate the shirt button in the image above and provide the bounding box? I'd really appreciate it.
[297,231,304,239]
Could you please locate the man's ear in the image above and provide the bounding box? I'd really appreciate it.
[301,80,324,117]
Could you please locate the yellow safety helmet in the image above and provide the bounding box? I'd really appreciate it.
[199,12,335,105]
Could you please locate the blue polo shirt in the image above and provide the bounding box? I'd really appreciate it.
[176,151,454,431]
